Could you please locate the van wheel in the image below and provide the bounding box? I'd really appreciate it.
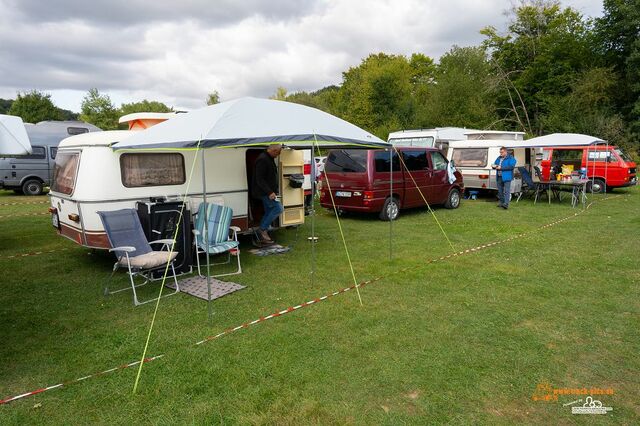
[445,188,461,209]
[22,179,43,196]
[587,178,606,194]
[380,197,399,221]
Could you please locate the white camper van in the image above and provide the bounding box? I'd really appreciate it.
[388,127,480,153]
[446,131,536,194]
[49,116,305,250]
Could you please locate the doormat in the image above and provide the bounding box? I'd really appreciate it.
[166,276,245,301]
[249,244,291,256]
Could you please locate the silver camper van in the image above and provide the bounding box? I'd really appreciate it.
[0,121,101,195]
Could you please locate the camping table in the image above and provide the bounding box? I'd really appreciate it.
[536,179,589,208]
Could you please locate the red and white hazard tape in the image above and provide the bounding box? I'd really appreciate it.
[0,201,49,207]
[0,212,49,219]
[196,195,624,345]
[0,194,626,405]
[195,277,385,345]
[1,247,70,260]
[0,355,164,405]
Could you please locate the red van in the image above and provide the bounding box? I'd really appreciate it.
[541,146,637,193]
[319,147,464,220]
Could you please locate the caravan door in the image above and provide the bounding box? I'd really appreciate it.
[279,149,305,226]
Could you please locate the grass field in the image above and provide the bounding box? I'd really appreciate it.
[0,186,638,424]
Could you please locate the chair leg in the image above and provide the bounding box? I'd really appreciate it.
[212,250,242,278]
[196,246,203,277]
[105,263,151,296]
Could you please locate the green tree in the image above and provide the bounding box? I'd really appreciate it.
[79,88,118,130]
[8,90,62,123]
[541,67,632,149]
[595,0,640,136]
[336,53,418,138]
[0,98,13,114]
[120,100,173,115]
[206,91,220,105]
[417,46,498,130]
[482,1,596,134]
[284,85,340,113]
[270,87,288,101]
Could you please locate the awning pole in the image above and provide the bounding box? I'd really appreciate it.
[310,142,317,287]
[604,142,609,194]
[389,147,393,260]
[201,146,213,321]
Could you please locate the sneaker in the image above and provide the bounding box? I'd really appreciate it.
[497,204,503,208]
[502,205,509,209]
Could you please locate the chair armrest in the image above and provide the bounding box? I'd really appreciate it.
[149,239,176,246]
[109,246,136,253]
[229,226,241,232]
[192,229,201,236]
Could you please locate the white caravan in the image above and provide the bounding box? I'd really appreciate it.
[446,131,536,194]
[49,118,305,250]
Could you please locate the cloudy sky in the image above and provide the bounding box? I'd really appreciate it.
[0,0,603,112]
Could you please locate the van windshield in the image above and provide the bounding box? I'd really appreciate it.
[325,150,367,173]
[615,148,633,162]
[51,152,80,195]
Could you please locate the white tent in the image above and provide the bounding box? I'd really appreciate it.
[0,114,31,156]
[114,97,387,150]
[512,133,606,148]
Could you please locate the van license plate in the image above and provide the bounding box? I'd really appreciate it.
[336,191,352,197]
[51,212,59,229]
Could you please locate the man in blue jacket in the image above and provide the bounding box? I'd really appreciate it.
[492,147,517,209]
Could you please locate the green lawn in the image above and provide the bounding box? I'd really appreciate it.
[0,187,638,424]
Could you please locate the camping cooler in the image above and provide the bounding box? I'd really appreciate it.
[136,200,193,277]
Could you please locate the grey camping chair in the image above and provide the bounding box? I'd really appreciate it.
[516,167,545,203]
[98,209,180,306]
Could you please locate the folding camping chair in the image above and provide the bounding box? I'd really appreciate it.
[193,203,242,278]
[516,167,546,203]
[98,209,180,306]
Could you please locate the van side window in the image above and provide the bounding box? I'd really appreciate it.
[374,151,400,172]
[430,151,448,171]
[451,148,487,167]
[325,150,367,173]
[553,149,582,162]
[402,150,428,171]
[120,153,186,187]
[22,146,46,160]
[587,151,615,162]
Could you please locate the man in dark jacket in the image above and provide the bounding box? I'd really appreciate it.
[252,144,284,243]
[492,146,517,209]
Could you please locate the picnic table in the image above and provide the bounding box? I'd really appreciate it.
[536,178,589,208]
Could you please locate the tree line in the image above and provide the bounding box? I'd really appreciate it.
[1,1,637,155]
[276,0,638,155]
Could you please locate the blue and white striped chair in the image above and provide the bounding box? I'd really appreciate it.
[193,203,242,277]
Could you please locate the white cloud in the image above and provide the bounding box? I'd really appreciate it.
[0,0,604,112]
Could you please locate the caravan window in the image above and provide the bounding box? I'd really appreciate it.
[451,148,487,167]
[51,152,80,195]
[120,153,186,188]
